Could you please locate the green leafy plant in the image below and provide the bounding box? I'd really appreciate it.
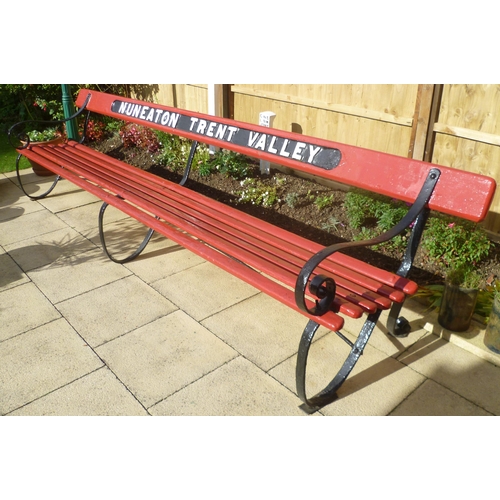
[155,132,191,171]
[314,194,334,211]
[421,215,493,271]
[344,189,408,230]
[285,192,300,209]
[236,178,278,207]
[415,279,496,323]
[321,216,343,233]
[193,147,213,176]
[26,127,61,142]
[446,265,481,289]
[344,189,409,253]
[215,150,251,180]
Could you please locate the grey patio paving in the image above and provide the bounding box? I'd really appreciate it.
[1,171,500,416]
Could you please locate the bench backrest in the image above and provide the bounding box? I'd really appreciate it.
[75,89,496,223]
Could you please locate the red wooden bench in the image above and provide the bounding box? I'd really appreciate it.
[9,89,496,413]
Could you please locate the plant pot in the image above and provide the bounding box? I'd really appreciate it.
[484,296,500,354]
[438,283,479,332]
[21,135,65,176]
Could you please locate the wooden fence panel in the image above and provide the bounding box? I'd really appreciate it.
[230,84,421,158]
[147,83,500,231]
[431,84,500,231]
[154,84,208,113]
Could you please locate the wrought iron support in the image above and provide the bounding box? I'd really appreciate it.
[8,93,91,150]
[9,93,92,199]
[296,310,382,413]
[294,168,441,411]
[15,153,61,200]
[387,206,432,337]
[295,168,441,317]
[98,201,156,264]
[179,140,199,186]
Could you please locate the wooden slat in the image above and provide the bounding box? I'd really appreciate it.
[433,122,500,147]
[19,141,419,326]
[230,85,414,126]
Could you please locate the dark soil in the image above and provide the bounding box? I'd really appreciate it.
[90,135,500,288]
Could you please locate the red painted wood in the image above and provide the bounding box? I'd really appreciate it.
[76,90,496,222]
[19,141,418,328]
[18,144,345,332]
[40,141,417,300]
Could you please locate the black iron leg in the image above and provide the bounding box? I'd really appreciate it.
[387,302,411,338]
[98,201,156,264]
[296,310,382,413]
[16,154,61,200]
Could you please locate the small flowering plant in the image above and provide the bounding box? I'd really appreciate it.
[119,123,160,153]
[27,127,62,142]
[422,215,493,271]
[33,97,64,121]
[236,178,278,207]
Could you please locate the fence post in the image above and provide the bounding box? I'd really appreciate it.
[259,111,276,174]
[61,84,79,140]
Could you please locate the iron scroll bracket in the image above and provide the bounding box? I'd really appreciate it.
[8,93,92,149]
[294,168,441,412]
[294,168,441,316]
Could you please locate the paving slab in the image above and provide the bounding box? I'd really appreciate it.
[123,236,206,283]
[0,318,103,415]
[202,292,329,372]
[95,310,239,409]
[396,333,500,415]
[4,226,97,273]
[153,261,260,321]
[27,247,132,304]
[269,327,426,416]
[353,300,431,358]
[150,356,306,416]
[0,209,69,246]
[4,164,57,187]
[389,379,492,416]
[87,216,170,263]
[56,201,127,236]
[8,367,148,416]
[0,282,61,342]
[35,181,100,214]
[0,177,43,222]
[58,275,178,347]
[0,250,29,292]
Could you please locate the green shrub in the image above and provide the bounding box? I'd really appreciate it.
[421,215,493,271]
[215,150,251,179]
[236,178,278,207]
[343,189,410,253]
[285,192,300,209]
[314,194,334,211]
[155,132,192,171]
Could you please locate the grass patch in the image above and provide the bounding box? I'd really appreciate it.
[0,131,19,174]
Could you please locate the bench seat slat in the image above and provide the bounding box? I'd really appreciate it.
[19,144,347,332]
[34,146,370,316]
[22,142,418,319]
[64,141,417,297]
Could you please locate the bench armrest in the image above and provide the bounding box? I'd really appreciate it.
[295,168,441,316]
[8,93,91,149]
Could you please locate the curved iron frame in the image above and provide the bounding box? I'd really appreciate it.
[8,94,200,265]
[98,201,157,264]
[294,168,441,412]
[97,140,200,263]
[8,94,92,200]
